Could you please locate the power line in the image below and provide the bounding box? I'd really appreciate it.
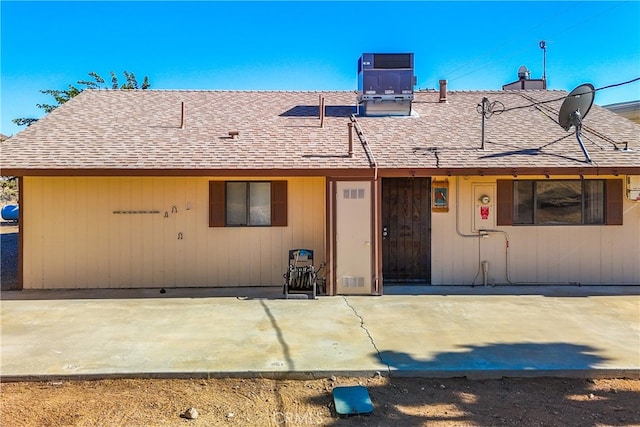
[442,3,624,86]
[499,77,640,113]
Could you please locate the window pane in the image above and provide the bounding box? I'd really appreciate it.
[513,181,534,224]
[536,181,581,224]
[226,182,247,225]
[249,182,271,225]
[584,180,604,224]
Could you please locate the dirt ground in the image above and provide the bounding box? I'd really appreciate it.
[1,376,639,426]
[2,220,639,426]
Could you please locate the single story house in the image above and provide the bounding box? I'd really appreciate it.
[2,79,639,293]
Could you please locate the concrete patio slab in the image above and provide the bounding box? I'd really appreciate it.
[1,286,639,380]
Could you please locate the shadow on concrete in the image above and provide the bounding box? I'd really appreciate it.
[260,299,295,371]
[377,342,609,375]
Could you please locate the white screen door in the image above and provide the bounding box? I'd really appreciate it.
[335,181,372,294]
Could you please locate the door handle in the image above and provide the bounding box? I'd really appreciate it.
[382,226,389,239]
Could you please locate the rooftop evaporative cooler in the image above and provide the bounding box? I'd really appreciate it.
[357,53,416,116]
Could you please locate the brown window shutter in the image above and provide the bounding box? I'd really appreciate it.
[605,179,623,225]
[496,179,513,226]
[271,181,288,226]
[209,181,226,227]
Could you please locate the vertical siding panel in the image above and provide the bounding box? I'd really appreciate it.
[83,178,99,288]
[108,178,121,287]
[138,178,152,287]
[95,179,109,288]
[121,178,133,288]
[184,179,198,286]
[225,228,239,285]
[99,178,113,288]
[151,178,165,287]
[534,227,560,282]
[272,212,285,287]
[581,227,602,283]
[611,225,627,283]
[173,178,186,287]
[62,178,76,287]
[43,178,63,288]
[74,178,88,287]
[128,177,141,287]
[290,179,304,250]
[540,227,554,282]
[599,225,615,283]
[163,178,175,288]
[20,177,32,288]
[196,178,211,286]
[24,177,44,288]
[301,179,314,248]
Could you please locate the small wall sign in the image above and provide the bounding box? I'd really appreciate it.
[432,180,449,212]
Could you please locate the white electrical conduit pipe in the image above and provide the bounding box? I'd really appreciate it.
[456,176,576,286]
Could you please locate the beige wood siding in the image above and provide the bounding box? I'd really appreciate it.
[430,175,640,285]
[22,177,325,289]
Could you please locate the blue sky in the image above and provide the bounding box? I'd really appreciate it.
[1,1,639,137]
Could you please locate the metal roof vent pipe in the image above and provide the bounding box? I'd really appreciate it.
[348,122,354,157]
[319,95,326,128]
[439,80,448,103]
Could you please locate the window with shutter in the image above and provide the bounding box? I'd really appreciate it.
[495,179,622,226]
[209,180,288,227]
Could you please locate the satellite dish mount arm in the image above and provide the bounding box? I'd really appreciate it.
[569,109,592,163]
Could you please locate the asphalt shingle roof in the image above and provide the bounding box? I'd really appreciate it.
[2,89,638,175]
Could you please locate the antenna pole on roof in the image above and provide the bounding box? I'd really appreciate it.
[539,41,547,89]
[480,97,487,149]
[476,97,504,149]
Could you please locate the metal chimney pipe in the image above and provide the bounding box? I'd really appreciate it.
[439,80,448,103]
[180,102,185,129]
[348,122,354,157]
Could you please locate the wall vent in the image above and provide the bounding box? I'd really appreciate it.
[343,188,365,199]
[342,276,365,288]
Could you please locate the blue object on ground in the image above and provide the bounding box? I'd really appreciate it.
[1,204,18,221]
[332,385,373,416]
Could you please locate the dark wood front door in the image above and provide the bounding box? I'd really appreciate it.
[382,178,431,284]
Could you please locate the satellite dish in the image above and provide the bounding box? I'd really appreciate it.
[558,83,595,163]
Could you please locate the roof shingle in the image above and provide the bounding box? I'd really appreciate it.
[2,89,638,175]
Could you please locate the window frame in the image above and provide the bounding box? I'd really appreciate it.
[497,179,623,226]
[209,180,288,228]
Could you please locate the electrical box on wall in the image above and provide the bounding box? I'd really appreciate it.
[627,176,640,201]
[472,183,496,231]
